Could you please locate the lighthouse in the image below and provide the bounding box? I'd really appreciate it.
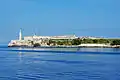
[19,29,22,40]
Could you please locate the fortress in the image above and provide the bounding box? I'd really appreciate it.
[8,29,110,48]
[8,29,77,47]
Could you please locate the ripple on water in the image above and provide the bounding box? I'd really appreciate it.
[1,47,120,80]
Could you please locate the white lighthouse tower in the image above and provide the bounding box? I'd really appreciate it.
[19,29,22,40]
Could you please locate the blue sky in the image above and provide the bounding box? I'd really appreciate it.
[0,0,120,43]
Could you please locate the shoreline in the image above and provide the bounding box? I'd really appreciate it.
[8,45,120,48]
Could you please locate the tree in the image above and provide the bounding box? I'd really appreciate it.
[47,39,56,45]
[72,38,81,45]
[111,39,120,45]
[93,39,98,43]
[98,39,109,44]
[81,39,93,44]
[34,43,41,47]
[57,41,64,45]
[31,41,34,45]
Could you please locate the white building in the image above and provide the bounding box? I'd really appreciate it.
[24,35,77,41]
[8,29,78,47]
[50,35,77,39]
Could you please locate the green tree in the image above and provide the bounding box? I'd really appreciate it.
[98,39,109,44]
[31,41,34,45]
[47,39,56,45]
[34,43,41,47]
[72,38,81,45]
[93,39,98,43]
[81,39,93,44]
[57,41,64,45]
[111,39,120,45]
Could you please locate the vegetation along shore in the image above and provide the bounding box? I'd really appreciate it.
[8,38,120,48]
[8,29,120,48]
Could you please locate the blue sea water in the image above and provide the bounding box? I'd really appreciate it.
[0,46,120,80]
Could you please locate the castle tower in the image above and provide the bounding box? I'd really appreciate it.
[19,29,22,40]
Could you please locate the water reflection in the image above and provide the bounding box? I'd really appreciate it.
[78,48,120,52]
[18,52,22,63]
[4,46,119,54]
[18,48,22,63]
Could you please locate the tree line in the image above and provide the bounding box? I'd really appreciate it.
[47,38,120,46]
[31,38,120,47]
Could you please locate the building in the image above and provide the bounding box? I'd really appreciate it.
[8,29,78,47]
[79,36,103,39]
[24,35,77,40]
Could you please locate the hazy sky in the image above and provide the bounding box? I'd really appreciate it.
[0,0,120,43]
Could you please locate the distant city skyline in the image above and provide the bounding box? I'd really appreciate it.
[0,0,120,43]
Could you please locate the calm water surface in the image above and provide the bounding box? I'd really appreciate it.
[0,46,120,80]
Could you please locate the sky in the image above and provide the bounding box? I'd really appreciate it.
[0,0,120,43]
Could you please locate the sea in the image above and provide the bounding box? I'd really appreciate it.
[0,46,120,80]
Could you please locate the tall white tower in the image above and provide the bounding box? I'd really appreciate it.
[19,29,22,40]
